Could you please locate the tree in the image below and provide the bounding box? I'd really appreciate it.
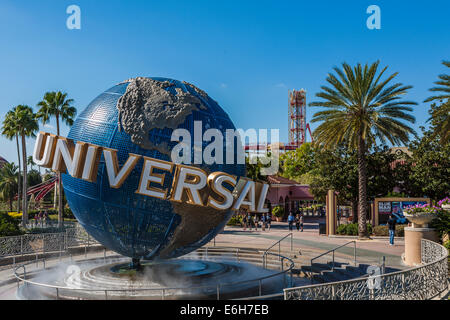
[12,105,39,226]
[1,111,22,213]
[310,61,417,238]
[27,169,42,188]
[407,128,450,201]
[279,143,317,183]
[37,91,77,227]
[27,156,35,171]
[424,60,450,144]
[0,162,18,211]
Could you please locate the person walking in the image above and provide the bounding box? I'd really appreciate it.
[254,215,259,231]
[288,212,295,231]
[299,213,304,232]
[387,214,397,246]
[242,214,248,230]
[261,214,266,231]
[295,214,300,231]
[266,214,272,231]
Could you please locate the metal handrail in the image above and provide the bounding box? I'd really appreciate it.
[14,248,295,300]
[310,240,356,283]
[0,227,96,260]
[262,233,293,268]
[285,239,448,300]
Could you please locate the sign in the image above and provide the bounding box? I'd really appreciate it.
[33,132,270,213]
[378,202,391,214]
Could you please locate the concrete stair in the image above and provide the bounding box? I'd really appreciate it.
[299,261,401,284]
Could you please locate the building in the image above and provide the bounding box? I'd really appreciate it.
[266,175,314,217]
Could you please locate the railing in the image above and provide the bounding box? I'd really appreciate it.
[309,240,357,283]
[23,220,79,230]
[0,225,97,266]
[285,239,449,300]
[262,233,293,269]
[14,248,295,300]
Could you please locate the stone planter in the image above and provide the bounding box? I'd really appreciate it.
[404,212,437,228]
[442,204,450,211]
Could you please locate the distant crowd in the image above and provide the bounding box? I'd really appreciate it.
[237,210,306,232]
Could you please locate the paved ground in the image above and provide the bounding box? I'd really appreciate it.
[212,220,405,268]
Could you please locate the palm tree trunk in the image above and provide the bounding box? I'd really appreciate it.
[357,135,368,239]
[16,134,21,213]
[56,113,63,228]
[21,134,28,227]
[351,198,358,223]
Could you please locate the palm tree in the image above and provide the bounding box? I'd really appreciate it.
[36,91,77,227]
[27,156,35,171]
[0,162,19,211]
[310,61,417,238]
[2,110,22,213]
[13,105,39,226]
[424,60,450,143]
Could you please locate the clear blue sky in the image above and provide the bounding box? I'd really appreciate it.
[0,0,449,164]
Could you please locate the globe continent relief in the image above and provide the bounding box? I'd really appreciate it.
[62,77,245,260]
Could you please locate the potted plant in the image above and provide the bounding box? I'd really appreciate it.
[403,203,441,228]
[272,206,284,222]
[438,197,450,211]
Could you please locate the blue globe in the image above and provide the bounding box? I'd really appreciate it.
[62,77,245,260]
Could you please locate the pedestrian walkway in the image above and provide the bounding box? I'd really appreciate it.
[213,222,405,268]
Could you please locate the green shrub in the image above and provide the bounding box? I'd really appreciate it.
[336,224,347,235]
[430,210,450,240]
[443,240,450,250]
[346,223,358,236]
[227,216,243,226]
[0,213,23,237]
[336,223,372,236]
[373,225,405,237]
[272,206,284,218]
[373,225,389,236]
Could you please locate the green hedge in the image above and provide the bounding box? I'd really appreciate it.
[0,213,23,237]
[373,225,405,237]
[337,223,373,236]
[336,223,406,237]
[227,216,243,226]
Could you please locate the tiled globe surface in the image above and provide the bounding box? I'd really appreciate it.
[62,78,244,260]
